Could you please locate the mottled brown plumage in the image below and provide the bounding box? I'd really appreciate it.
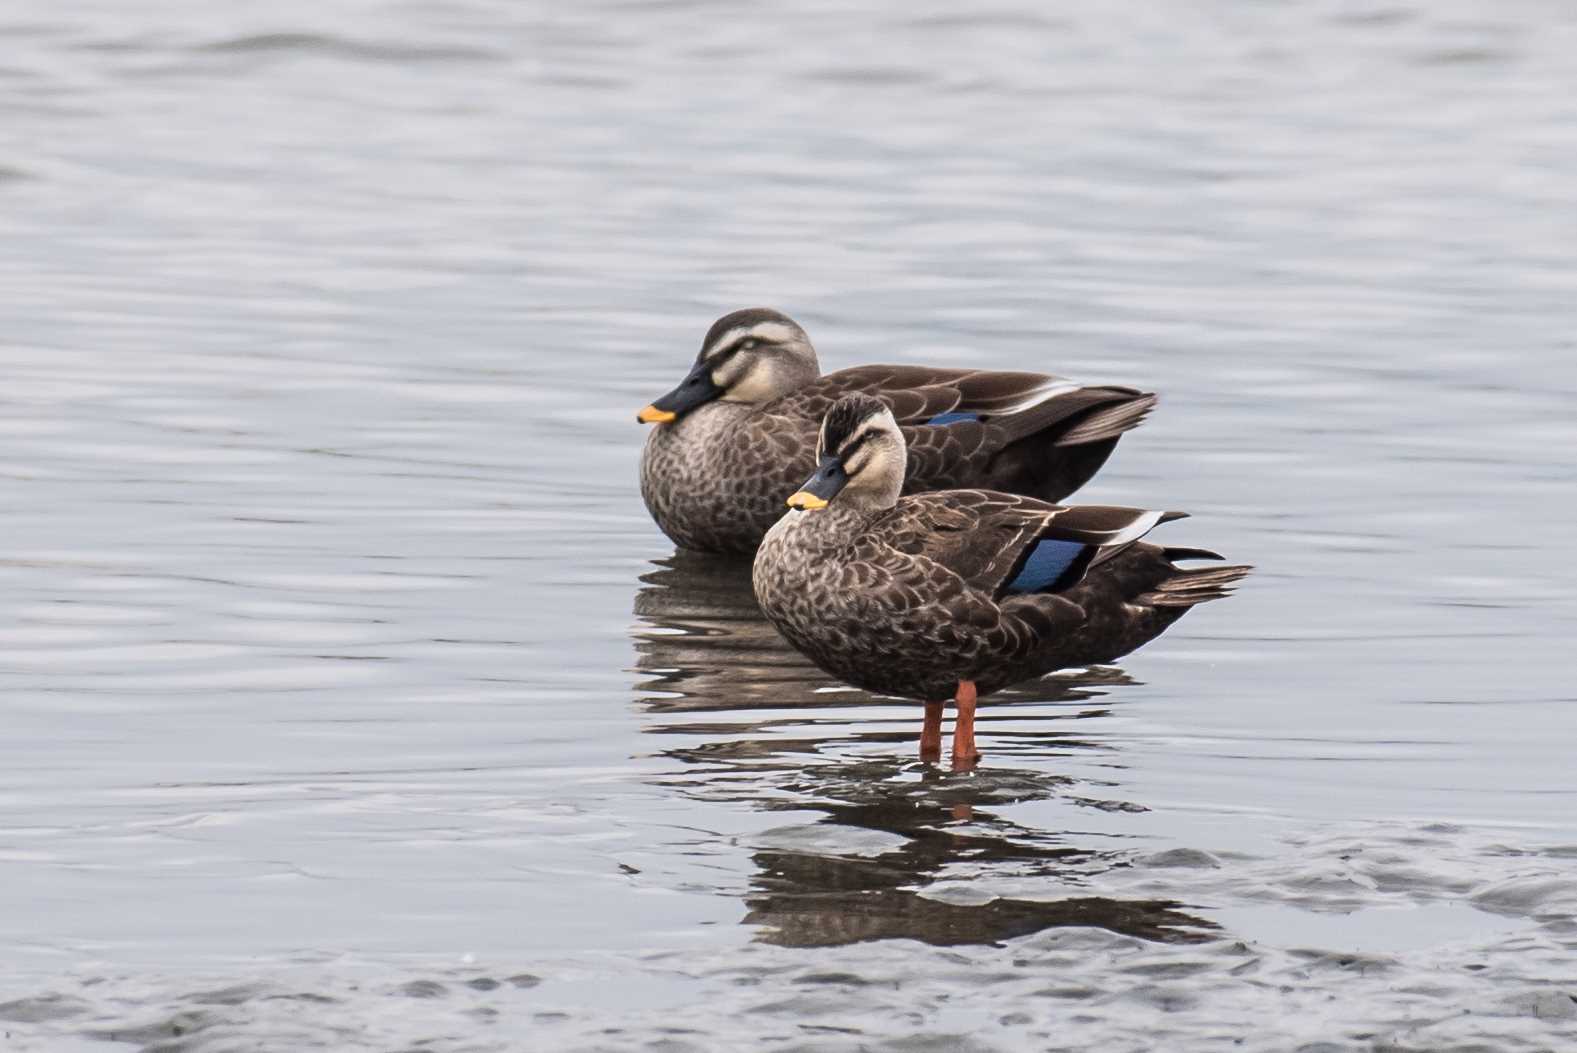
[639,308,1156,555]
[753,396,1250,718]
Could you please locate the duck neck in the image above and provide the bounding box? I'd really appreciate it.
[798,503,876,546]
[835,482,900,517]
[668,399,752,443]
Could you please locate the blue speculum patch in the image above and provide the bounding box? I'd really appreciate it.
[926,411,980,425]
[1005,538,1089,593]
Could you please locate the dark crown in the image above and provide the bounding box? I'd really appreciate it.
[701,307,793,352]
[821,394,889,455]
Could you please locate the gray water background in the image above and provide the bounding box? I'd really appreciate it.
[2,1,1576,1049]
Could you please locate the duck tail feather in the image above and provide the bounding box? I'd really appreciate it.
[1162,545,1225,562]
[1139,564,1253,607]
[1052,392,1158,447]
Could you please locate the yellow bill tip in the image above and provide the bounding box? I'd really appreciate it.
[637,405,676,424]
[786,491,828,510]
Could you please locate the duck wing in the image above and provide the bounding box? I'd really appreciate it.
[774,366,1081,427]
[858,491,1184,599]
[771,366,1155,505]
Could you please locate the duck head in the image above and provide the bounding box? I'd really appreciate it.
[637,308,820,424]
[788,394,907,513]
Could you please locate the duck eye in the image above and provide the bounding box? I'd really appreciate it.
[742,339,757,350]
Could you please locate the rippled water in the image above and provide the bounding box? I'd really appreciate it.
[3,1,1577,1050]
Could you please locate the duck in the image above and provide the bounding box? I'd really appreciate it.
[752,393,1250,767]
[637,308,1157,555]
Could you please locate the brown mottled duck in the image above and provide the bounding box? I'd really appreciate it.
[638,308,1156,555]
[752,394,1250,766]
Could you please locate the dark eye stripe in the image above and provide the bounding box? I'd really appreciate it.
[706,333,767,363]
[835,430,875,462]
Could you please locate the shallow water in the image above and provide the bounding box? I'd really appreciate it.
[3,1,1576,1050]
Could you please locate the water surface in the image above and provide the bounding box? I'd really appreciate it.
[3,1,1576,1050]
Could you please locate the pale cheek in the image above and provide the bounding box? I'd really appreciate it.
[720,366,776,403]
[847,444,902,489]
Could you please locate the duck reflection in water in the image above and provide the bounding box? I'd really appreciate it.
[631,552,1216,949]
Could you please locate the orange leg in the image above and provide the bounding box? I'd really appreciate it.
[919,701,944,760]
[951,680,980,770]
